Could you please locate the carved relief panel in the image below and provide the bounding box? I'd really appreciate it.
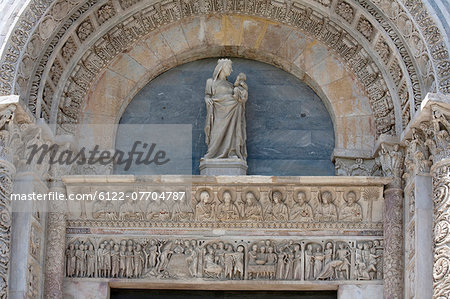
[65,177,386,230]
[65,236,383,282]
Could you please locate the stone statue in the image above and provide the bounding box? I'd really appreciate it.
[86,244,96,278]
[186,240,200,277]
[203,59,248,160]
[203,245,223,278]
[313,246,325,278]
[305,244,314,280]
[75,243,86,277]
[111,244,120,278]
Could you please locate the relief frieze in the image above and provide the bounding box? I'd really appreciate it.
[64,176,387,230]
[65,236,384,282]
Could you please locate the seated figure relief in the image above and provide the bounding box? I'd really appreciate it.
[243,191,263,221]
[339,191,363,222]
[195,190,215,221]
[81,186,380,225]
[315,191,338,221]
[289,191,314,221]
[216,190,240,221]
[264,190,289,221]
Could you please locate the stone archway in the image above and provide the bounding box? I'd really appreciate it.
[74,15,377,160]
[0,1,448,299]
[1,0,448,137]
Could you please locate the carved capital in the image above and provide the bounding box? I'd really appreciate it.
[420,105,450,165]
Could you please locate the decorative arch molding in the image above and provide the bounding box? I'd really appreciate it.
[77,21,376,155]
[0,0,447,137]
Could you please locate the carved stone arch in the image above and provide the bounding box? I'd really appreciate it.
[73,18,377,158]
[0,0,448,137]
[48,7,400,136]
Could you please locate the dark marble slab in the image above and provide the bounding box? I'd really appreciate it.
[118,58,335,175]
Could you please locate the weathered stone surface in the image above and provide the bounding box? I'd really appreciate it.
[199,158,248,175]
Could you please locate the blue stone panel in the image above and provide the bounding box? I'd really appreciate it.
[118,58,335,176]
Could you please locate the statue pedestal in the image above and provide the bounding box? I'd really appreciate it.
[199,158,248,175]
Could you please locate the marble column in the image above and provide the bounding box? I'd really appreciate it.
[44,165,71,299]
[402,93,449,298]
[0,159,15,298]
[431,161,450,298]
[43,197,67,299]
[0,98,22,299]
[402,126,433,298]
[376,141,404,299]
[421,102,450,299]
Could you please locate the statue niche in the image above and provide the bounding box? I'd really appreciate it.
[200,59,249,175]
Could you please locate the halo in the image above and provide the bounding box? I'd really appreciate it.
[344,190,360,203]
[318,189,336,203]
[217,188,236,203]
[241,187,260,202]
[195,188,214,203]
[293,188,310,203]
[268,189,286,202]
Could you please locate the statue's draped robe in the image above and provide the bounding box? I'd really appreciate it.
[204,78,247,159]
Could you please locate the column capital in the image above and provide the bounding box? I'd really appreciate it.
[402,93,450,165]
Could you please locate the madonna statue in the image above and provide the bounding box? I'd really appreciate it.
[203,59,248,160]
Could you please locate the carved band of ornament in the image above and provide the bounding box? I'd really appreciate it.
[67,220,384,230]
[64,236,384,282]
[52,0,395,136]
[398,0,450,94]
[382,187,403,298]
[0,160,15,298]
[0,1,427,132]
[352,0,423,111]
[67,186,385,228]
[432,164,450,299]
